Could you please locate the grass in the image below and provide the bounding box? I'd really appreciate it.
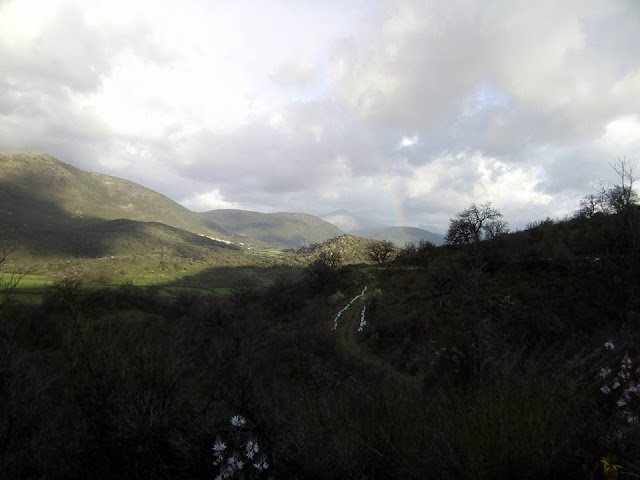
[1,248,302,302]
[1,273,47,292]
[2,207,640,478]
[246,247,289,258]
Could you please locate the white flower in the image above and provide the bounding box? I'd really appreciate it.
[617,398,627,407]
[213,440,227,452]
[253,457,269,471]
[604,340,615,351]
[600,367,612,378]
[230,415,246,427]
[601,385,611,394]
[245,439,260,459]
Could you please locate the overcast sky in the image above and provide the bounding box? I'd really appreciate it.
[1,0,639,232]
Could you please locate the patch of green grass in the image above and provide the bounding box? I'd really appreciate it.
[1,273,48,293]
[247,247,287,258]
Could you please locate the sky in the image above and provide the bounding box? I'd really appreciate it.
[1,0,639,233]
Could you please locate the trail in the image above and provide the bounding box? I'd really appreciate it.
[331,282,422,389]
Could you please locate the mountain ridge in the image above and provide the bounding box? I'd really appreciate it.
[0,151,230,238]
[320,209,364,231]
[351,226,444,246]
[199,209,343,248]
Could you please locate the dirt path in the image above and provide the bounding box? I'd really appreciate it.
[331,285,421,388]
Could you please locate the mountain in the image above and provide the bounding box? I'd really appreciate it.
[320,209,364,231]
[198,209,343,248]
[320,209,444,246]
[351,226,444,246]
[0,152,229,238]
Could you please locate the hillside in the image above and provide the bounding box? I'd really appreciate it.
[320,209,364,231]
[0,152,229,238]
[296,234,376,264]
[199,209,343,247]
[3,197,640,478]
[3,218,238,259]
[352,226,444,246]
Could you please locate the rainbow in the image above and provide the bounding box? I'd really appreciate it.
[364,127,411,246]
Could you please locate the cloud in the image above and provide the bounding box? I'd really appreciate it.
[180,189,240,211]
[0,0,639,231]
[398,135,419,149]
[271,59,317,87]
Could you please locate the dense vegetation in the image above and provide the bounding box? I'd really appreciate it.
[2,156,639,478]
[2,193,640,478]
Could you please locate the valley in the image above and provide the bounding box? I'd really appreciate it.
[2,152,640,478]
[0,152,438,298]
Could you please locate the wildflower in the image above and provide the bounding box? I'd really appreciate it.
[213,439,227,452]
[600,367,613,378]
[624,412,639,425]
[253,456,269,471]
[604,340,615,351]
[617,398,627,407]
[230,415,246,427]
[613,380,621,390]
[245,439,260,459]
[601,385,611,395]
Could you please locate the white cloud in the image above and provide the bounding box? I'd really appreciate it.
[180,189,240,212]
[398,135,419,148]
[602,116,640,152]
[271,58,317,87]
[0,0,639,230]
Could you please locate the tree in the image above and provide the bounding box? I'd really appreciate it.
[365,240,396,264]
[444,202,508,245]
[599,158,637,215]
[315,250,342,269]
[575,193,606,219]
[577,158,638,218]
[0,247,27,311]
[305,249,342,291]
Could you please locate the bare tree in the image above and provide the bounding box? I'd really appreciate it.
[597,158,638,214]
[575,193,607,218]
[365,240,396,264]
[575,159,638,220]
[0,247,27,311]
[483,218,509,239]
[444,202,508,245]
